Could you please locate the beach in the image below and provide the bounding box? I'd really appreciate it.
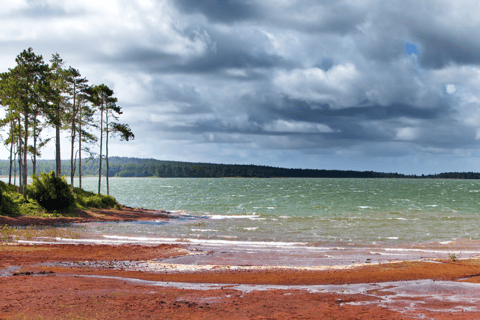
[2,208,480,319]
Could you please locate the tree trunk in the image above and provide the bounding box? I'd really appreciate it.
[8,123,14,185]
[17,118,22,190]
[79,118,82,189]
[98,103,104,194]
[33,114,37,176]
[13,148,17,186]
[71,125,76,186]
[106,111,109,195]
[70,87,77,186]
[23,112,29,192]
[55,104,61,177]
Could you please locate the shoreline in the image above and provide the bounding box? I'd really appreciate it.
[1,242,480,319]
[0,205,171,226]
[2,210,480,318]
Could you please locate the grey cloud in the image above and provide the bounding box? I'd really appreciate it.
[169,28,292,73]
[154,86,469,152]
[377,1,480,69]
[22,7,67,18]
[274,1,368,34]
[174,0,260,23]
[104,28,291,76]
[4,0,480,173]
[316,58,335,71]
[413,29,480,69]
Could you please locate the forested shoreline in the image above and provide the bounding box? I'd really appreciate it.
[0,156,478,179]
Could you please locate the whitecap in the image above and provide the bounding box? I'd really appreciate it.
[88,235,310,247]
[206,214,260,220]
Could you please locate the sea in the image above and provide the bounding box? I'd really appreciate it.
[72,177,480,246]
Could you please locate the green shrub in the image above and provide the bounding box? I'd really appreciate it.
[1,173,119,216]
[0,181,17,193]
[0,181,43,216]
[73,187,119,209]
[0,181,20,216]
[26,172,75,211]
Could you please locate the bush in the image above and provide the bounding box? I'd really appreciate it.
[0,181,21,216]
[26,172,75,211]
[1,172,119,216]
[73,187,119,209]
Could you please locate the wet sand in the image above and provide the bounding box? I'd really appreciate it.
[28,234,480,268]
[2,242,480,319]
[2,208,480,318]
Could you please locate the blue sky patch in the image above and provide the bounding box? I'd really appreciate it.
[405,43,419,55]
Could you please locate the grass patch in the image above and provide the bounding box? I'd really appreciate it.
[0,224,85,242]
[0,245,50,252]
[191,221,206,227]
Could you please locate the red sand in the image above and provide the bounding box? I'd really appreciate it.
[2,209,480,319]
[2,243,480,319]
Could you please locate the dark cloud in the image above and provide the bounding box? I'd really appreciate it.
[270,99,447,122]
[413,30,480,69]
[102,27,292,76]
[20,1,73,18]
[171,47,288,74]
[316,58,335,71]
[174,0,260,23]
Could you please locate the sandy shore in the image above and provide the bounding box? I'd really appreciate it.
[2,209,480,319]
[1,242,480,319]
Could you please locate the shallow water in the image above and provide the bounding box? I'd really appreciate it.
[65,275,480,314]
[76,177,480,245]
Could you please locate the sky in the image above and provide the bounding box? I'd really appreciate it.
[1,0,480,175]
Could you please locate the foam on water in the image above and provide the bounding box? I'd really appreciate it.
[205,214,259,220]
[7,177,480,245]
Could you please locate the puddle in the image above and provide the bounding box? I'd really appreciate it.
[66,275,480,318]
[69,274,480,298]
[0,266,21,277]
[349,279,480,317]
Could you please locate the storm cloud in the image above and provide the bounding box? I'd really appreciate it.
[1,0,480,174]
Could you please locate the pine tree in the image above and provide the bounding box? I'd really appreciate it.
[48,53,69,177]
[104,99,134,195]
[86,84,114,194]
[8,48,48,191]
[65,67,89,186]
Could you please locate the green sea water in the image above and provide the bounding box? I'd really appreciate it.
[75,177,480,245]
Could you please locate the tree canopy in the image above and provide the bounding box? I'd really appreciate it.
[0,48,134,195]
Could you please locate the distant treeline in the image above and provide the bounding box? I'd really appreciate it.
[0,157,479,179]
